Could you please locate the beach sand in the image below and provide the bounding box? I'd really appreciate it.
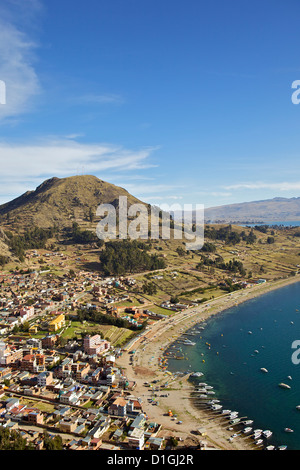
[116,275,300,450]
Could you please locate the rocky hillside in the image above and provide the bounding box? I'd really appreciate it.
[0,175,147,230]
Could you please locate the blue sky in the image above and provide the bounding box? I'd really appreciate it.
[1,0,300,209]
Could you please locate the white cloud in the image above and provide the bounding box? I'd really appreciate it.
[0,2,41,121]
[0,136,159,203]
[225,181,300,191]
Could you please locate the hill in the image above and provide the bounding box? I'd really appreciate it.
[0,175,147,230]
[204,197,300,223]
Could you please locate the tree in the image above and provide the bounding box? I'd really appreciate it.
[88,207,95,223]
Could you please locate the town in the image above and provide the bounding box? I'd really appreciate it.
[0,221,299,451]
[0,253,188,451]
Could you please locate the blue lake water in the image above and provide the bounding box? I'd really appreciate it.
[239,221,300,227]
[166,281,300,450]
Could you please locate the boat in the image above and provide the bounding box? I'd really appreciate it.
[296,405,300,410]
[252,429,262,438]
[284,428,294,433]
[230,418,241,425]
[260,368,268,373]
[255,439,263,446]
[190,372,204,377]
[263,430,272,438]
[182,340,196,346]
[243,427,252,434]
[277,445,287,450]
[211,404,222,411]
[279,383,291,389]
[265,445,275,450]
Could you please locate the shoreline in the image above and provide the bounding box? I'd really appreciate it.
[116,274,300,450]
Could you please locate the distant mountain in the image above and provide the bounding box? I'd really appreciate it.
[0,175,147,230]
[204,197,300,223]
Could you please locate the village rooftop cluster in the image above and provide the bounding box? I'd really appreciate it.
[0,257,171,451]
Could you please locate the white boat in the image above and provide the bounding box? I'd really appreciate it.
[211,404,222,411]
[279,383,291,389]
[252,429,262,438]
[230,418,241,425]
[284,428,294,433]
[277,445,287,450]
[296,405,300,410]
[265,445,275,450]
[263,430,272,438]
[260,367,268,373]
[243,427,252,434]
[242,420,254,425]
[255,439,263,446]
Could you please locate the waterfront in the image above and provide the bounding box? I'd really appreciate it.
[165,281,300,450]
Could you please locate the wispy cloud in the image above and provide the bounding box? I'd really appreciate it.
[72,93,124,106]
[0,1,42,122]
[0,136,158,203]
[225,181,300,191]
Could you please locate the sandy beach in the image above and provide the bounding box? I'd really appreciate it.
[116,275,300,450]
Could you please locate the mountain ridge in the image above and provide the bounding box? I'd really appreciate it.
[204,196,300,223]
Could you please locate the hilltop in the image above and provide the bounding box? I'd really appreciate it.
[0,175,146,230]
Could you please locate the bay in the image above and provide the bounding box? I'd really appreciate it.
[166,281,300,450]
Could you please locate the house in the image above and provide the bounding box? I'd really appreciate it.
[127,427,144,449]
[49,314,65,332]
[89,438,102,450]
[59,417,78,433]
[37,371,53,387]
[27,409,44,425]
[59,390,81,406]
[88,416,111,438]
[108,397,127,416]
[5,397,19,411]
[146,436,164,450]
[129,413,146,430]
[83,335,110,356]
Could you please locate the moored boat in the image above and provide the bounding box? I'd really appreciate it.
[278,383,291,389]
